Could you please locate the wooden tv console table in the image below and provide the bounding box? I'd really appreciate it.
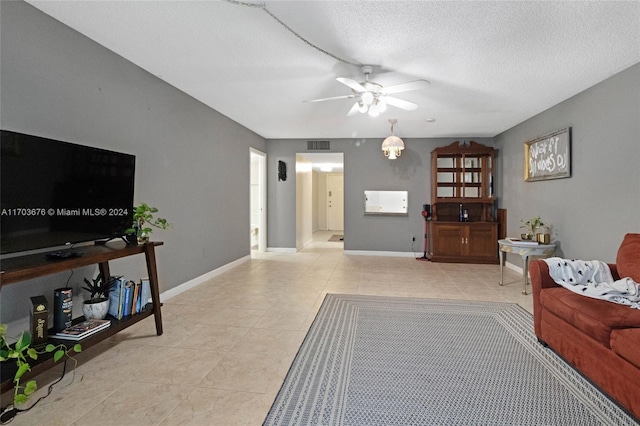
[0,241,163,394]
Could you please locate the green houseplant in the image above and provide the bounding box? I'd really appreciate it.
[125,202,171,244]
[0,324,81,407]
[82,273,117,320]
[520,216,546,240]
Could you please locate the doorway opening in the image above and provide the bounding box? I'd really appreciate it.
[295,153,344,250]
[250,148,267,252]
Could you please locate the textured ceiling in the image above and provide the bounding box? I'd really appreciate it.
[26,1,640,140]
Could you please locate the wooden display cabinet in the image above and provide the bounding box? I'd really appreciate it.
[429,141,498,263]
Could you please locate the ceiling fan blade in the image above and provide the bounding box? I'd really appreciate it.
[382,79,430,94]
[383,96,419,111]
[346,102,361,116]
[304,94,356,103]
[336,77,367,93]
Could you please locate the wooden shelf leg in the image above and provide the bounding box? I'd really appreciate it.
[98,261,111,281]
[144,243,164,336]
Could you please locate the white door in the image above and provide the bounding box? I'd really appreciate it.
[327,174,344,231]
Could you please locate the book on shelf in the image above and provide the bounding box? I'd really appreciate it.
[123,280,135,317]
[506,237,539,245]
[140,278,151,311]
[131,280,141,316]
[107,276,125,319]
[55,318,110,341]
[106,276,151,319]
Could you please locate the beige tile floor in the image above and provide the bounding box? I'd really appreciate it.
[4,231,528,425]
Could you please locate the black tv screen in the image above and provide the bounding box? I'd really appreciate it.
[1,130,135,255]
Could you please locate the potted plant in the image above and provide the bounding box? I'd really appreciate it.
[125,202,171,244]
[0,324,80,408]
[520,216,552,243]
[520,216,546,240]
[82,273,117,320]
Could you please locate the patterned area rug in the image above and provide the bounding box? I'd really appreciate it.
[264,295,636,425]
[328,234,344,242]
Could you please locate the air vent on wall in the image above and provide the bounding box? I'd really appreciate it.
[307,140,330,150]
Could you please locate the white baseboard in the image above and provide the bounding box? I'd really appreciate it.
[266,247,297,253]
[297,238,313,251]
[160,255,251,302]
[505,261,523,275]
[343,250,416,258]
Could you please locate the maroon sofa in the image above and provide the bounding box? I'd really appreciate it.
[530,233,640,419]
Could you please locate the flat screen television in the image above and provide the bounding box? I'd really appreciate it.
[1,130,135,255]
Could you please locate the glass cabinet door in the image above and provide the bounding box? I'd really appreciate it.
[435,154,490,199]
[462,155,482,198]
[435,156,458,198]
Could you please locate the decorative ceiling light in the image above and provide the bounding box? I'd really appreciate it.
[381,119,404,160]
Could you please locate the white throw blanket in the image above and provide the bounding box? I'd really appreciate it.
[543,257,640,309]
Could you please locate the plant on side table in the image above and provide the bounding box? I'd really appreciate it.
[520,216,552,243]
[125,202,171,244]
[520,216,545,240]
[82,274,118,320]
[0,324,81,410]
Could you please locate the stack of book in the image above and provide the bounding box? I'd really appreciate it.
[108,277,151,320]
[55,318,110,341]
[506,237,539,245]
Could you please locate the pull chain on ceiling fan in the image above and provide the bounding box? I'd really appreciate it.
[305,65,430,116]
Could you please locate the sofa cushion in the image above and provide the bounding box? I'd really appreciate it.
[611,328,640,369]
[540,287,640,347]
[616,233,640,282]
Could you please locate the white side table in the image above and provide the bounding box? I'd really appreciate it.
[498,239,556,295]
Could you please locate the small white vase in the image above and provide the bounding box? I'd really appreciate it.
[83,298,110,320]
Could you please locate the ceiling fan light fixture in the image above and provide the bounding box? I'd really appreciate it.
[381,119,404,160]
[306,65,429,117]
[361,91,374,106]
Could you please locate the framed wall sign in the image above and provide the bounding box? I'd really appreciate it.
[364,190,408,215]
[524,127,571,182]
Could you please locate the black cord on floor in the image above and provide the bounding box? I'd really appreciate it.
[0,360,68,424]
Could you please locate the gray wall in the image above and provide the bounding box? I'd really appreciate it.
[267,64,639,259]
[267,137,495,253]
[0,1,265,324]
[2,0,638,328]
[495,63,640,264]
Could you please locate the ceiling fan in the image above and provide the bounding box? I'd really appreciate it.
[305,65,430,116]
